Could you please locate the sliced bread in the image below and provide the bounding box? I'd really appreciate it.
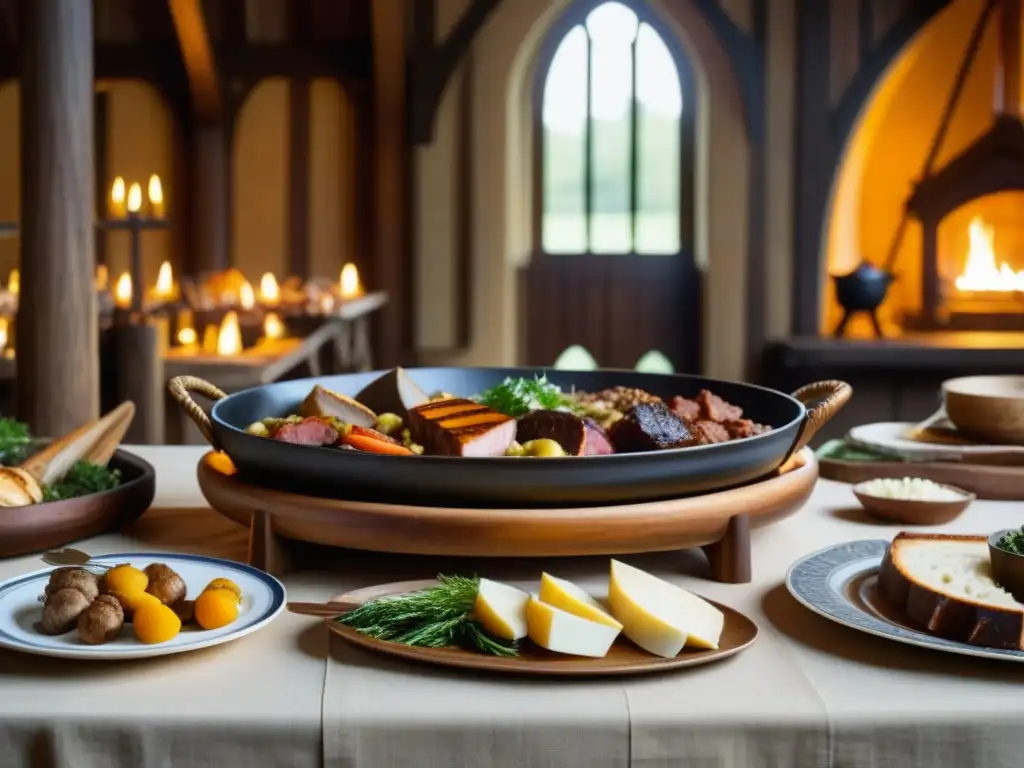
[878,532,1024,650]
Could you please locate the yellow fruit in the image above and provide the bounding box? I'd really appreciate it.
[104,564,148,595]
[111,589,162,615]
[203,578,242,602]
[194,588,240,630]
[132,602,182,644]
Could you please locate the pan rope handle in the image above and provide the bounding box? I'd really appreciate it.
[167,376,227,449]
[786,380,853,460]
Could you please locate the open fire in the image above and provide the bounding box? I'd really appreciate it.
[954,216,1024,293]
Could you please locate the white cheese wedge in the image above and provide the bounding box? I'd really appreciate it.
[473,578,530,640]
[538,573,622,629]
[525,597,621,657]
[607,560,725,658]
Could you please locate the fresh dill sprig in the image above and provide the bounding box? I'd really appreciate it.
[474,375,572,418]
[336,574,519,657]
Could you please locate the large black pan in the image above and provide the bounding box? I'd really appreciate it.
[169,369,850,507]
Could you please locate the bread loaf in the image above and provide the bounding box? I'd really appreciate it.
[878,532,1024,650]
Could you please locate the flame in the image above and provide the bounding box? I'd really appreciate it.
[239,280,255,310]
[127,183,142,214]
[7,268,18,296]
[202,324,218,353]
[177,326,197,346]
[259,272,280,305]
[114,272,132,309]
[263,312,286,341]
[111,177,125,216]
[148,175,164,217]
[339,263,362,299]
[96,264,109,291]
[0,317,9,353]
[217,311,243,356]
[955,216,1024,292]
[154,261,174,299]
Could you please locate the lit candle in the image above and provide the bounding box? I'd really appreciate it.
[110,177,126,218]
[114,272,133,310]
[147,175,165,218]
[339,263,362,299]
[217,311,243,356]
[262,312,286,341]
[201,324,219,353]
[7,268,18,296]
[0,316,9,354]
[127,183,143,216]
[177,326,197,347]
[152,260,176,302]
[239,280,255,310]
[258,272,280,306]
[95,264,109,291]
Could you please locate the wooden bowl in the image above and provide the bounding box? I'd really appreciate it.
[988,530,1024,602]
[0,450,155,558]
[853,481,974,525]
[943,375,1024,445]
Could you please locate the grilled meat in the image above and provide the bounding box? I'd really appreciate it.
[407,398,517,457]
[517,410,588,456]
[669,391,771,442]
[583,418,615,456]
[273,417,339,447]
[608,403,696,453]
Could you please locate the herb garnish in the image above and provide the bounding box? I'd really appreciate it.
[336,574,518,657]
[0,417,33,464]
[475,375,572,418]
[997,527,1024,556]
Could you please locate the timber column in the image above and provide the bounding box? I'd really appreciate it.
[191,125,231,272]
[18,0,99,436]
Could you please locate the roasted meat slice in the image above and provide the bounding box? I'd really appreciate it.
[608,403,696,453]
[690,420,731,445]
[583,418,615,456]
[273,417,339,446]
[517,410,588,456]
[407,398,517,457]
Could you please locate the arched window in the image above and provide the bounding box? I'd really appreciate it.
[535,1,693,256]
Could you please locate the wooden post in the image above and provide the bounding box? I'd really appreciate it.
[113,318,167,445]
[191,125,230,273]
[17,0,99,437]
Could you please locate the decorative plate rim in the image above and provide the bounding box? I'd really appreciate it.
[0,552,286,660]
[784,539,1024,662]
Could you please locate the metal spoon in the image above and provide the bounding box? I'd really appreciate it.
[41,548,111,572]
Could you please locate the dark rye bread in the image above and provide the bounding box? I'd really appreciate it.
[407,398,517,457]
[878,532,1024,650]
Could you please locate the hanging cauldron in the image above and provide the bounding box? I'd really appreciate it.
[831,262,895,338]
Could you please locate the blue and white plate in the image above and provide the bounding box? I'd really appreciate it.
[0,553,286,660]
[785,539,1024,662]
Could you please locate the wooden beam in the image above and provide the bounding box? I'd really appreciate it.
[371,0,410,366]
[287,79,311,279]
[167,0,223,122]
[18,0,99,436]
[190,125,231,273]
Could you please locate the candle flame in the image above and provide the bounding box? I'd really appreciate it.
[127,183,142,214]
[339,263,362,299]
[0,317,9,353]
[7,268,18,296]
[148,175,163,206]
[114,272,132,309]
[202,324,219,353]
[177,326,197,346]
[154,261,174,299]
[263,312,286,341]
[217,311,243,356]
[111,177,125,206]
[258,272,280,305]
[95,264,109,291]
[239,280,255,310]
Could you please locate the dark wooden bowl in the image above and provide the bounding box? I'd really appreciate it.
[988,530,1024,602]
[0,450,155,558]
[853,481,974,525]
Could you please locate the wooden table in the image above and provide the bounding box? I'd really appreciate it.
[2,446,1023,768]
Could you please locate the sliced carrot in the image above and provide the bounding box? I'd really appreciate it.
[349,424,400,445]
[343,433,414,456]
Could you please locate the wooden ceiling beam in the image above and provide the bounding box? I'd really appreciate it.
[167,0,222,122]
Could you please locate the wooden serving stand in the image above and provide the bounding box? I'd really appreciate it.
[195,449,819,584]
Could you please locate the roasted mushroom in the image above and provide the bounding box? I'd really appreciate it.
[144,563,187,606]
[170,599,195,624]
[45,567,99,602]
[41,587,93,635]
[76,594,125,645]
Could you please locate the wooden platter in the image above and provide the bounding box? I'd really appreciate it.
[0,450,155,558]
[324,579,758,677]
[196,448,819,584]
[819,457,1024,500]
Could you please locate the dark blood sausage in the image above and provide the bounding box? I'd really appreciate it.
[517,410,588,456]
[407,398,517,457]
[608,403,697,453]
[273,417,339,447]
[583,418,615,456]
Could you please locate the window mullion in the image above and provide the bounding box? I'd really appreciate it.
[584,31,593,253]
[628,35,638,254]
